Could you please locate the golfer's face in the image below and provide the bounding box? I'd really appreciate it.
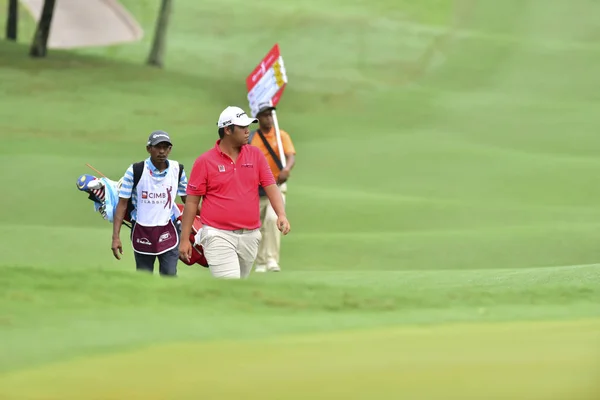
[229,125,250,144]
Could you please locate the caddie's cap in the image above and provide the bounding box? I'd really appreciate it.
[255,101,276,117]
[217,106,258,128]
[147,130,172,146]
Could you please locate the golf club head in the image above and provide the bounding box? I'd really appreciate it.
[76,174,103,192]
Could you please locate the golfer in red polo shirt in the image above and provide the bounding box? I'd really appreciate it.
[179,106,291,279]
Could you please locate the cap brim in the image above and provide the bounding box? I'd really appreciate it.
[148,140,172,146]
[234,116,258,127]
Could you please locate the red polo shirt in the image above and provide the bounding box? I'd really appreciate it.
[186,140,276,230]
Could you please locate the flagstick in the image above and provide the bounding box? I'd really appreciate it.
[271,107,287,169]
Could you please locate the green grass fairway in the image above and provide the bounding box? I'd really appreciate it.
[1,0,600,398]
[1,319,599,400]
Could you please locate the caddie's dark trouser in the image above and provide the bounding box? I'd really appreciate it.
[131,221,181,277]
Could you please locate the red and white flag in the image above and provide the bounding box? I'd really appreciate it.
[246,43,288,118]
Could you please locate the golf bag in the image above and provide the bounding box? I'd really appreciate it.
[174,203,208,267]
[76,173,208,268]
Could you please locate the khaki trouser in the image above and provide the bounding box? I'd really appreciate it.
[256,188,286,268]
[196,225,262,279]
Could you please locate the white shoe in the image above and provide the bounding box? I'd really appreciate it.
[254,265,267,273]
[267,264,281,272]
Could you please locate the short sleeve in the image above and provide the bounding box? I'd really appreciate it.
[118,165,134,199]
[257,150,276,187]
[178,166,188,197]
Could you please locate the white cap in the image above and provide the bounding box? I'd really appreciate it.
[217,106,258,128]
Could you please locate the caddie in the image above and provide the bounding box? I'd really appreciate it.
[111,130,188,277]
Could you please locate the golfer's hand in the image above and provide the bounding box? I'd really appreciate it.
[277,216,291,235]
[111,237,123,260]
[179,241,192,263]
[277,169,290,185]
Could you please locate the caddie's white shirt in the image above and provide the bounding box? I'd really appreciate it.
[135,162,180,226]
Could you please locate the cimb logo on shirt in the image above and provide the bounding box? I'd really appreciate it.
[142,191,167,199]
[241,163,254,168]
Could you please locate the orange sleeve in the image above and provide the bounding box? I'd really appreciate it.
[281,130,296,155]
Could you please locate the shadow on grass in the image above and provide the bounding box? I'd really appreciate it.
[0,40,252,107]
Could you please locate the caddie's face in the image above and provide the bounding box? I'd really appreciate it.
[257,110,273,130]
[227,124,250,145]
[147,142,172,163]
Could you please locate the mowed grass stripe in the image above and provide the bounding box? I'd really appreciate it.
[0,318,598,400]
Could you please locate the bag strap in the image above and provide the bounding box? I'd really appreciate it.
[254,129,283,171]
[178,162,184,184]
[132,161,144,190]
[127,161,145,223]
